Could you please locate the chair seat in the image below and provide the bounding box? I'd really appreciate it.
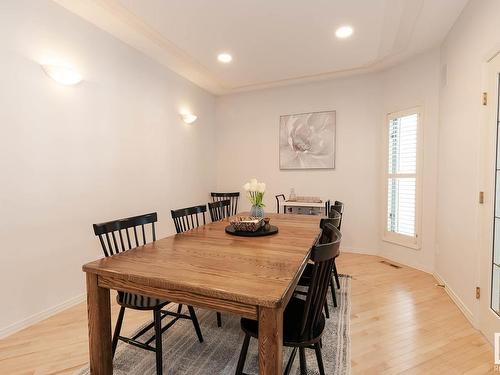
[240,297,325,345]
[116,292,169,310]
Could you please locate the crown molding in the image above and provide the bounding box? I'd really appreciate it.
[51,0,421,96]
[52,0,228,95]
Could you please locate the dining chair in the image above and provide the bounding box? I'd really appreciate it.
[92,212,203,375]
[171,204,207,233]
[207,199,231,326]
[329,201,345,289]
[208,199,231,222]
[296,212,341,320]
[235,223,341,375]
[275,194,286,213]
[211,192,240,216]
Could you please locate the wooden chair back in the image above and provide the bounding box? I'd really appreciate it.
[171,205,207,233]
[211,192,239,216]
[208,199,231,222]
[330,201,345,229]
[93,212,157,257]
[300,223,341,339]
[321,210,341,230]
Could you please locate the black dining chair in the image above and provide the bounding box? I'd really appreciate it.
[235,223,341,375]
[171,204,207,233]
[211,192,240,216]
[329,201,344,289]
[92,212,203,375]
[207,199,231,326]
[208,199,231,222]
[275,194,286,213]
[297,212,341,319]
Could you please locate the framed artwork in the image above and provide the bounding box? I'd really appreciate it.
[279,110,336,169]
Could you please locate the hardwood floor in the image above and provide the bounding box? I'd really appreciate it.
[344,254,494,375]
[0,253,495,374]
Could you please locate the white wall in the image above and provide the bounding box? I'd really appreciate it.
[216,74,381,254]
[379,50,440,273]
[215,50,440,263]
[0,0,216,336]
[437,0,500,320]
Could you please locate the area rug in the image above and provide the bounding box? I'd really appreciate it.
[77,275,351,375]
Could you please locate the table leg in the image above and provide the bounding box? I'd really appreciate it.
[86,273,112,375]
[258,306,283,374]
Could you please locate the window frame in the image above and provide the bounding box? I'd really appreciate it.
[382,107,423,250]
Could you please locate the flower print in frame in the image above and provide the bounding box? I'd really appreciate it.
[279,110,336,169]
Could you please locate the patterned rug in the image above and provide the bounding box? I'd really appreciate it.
[77,275,351,375]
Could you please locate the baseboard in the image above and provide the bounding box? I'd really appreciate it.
[0,293,86,339]
[433,272,475,326]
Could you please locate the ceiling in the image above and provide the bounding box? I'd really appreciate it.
[54,0,468,95]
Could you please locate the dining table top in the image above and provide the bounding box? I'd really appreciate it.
[82,213,321,309]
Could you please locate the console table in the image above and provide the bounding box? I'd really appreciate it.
[279,200,328,215]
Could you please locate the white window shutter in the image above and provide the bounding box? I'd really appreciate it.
[385,111,420,245]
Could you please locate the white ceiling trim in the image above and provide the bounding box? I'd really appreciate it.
[226,51,418,94]
[52,0,225,94]
[52,0,443,96]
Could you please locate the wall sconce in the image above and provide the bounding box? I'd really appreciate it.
[181,113,198,124]
[42,65,82,86]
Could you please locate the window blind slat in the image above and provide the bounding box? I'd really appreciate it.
[387,113,418,238]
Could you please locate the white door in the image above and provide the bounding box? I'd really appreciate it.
[479,53,500,347]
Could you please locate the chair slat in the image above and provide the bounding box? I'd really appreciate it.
[125,228,132,249]
[133,227,139,247]
[105,233,114,256]
[111,232,119,254]
[118,230,126,252]
[98,235,109,257]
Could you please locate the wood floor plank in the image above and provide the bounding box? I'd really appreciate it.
[0,253,494,374]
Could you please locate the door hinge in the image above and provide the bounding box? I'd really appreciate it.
[476,286,481,299]
[479,191,485,204]
[483,92,488,105]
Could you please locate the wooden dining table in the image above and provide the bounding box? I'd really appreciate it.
[83,213,321,374]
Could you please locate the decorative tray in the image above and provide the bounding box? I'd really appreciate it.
[229,216,264,232]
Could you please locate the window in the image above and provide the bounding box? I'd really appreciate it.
[383,108,421,248]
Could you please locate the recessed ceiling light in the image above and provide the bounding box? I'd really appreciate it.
[335,26,354,39]
[217,53,233,63]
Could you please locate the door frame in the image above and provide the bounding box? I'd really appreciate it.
[478,51,500,345]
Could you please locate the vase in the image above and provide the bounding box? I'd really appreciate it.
[250,205,265,218]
